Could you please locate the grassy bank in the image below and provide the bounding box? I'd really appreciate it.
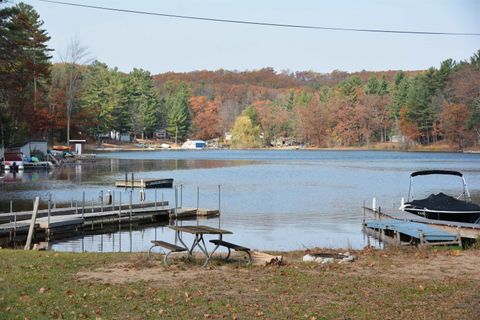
[1,248,479,319]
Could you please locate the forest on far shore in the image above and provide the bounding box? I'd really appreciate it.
[1,2,479,149]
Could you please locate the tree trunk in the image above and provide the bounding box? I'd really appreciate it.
[66,101,71,144]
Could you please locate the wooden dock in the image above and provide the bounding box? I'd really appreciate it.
[0,202,221,246]
[171,207,220,219]
[0,201,169,223]
[115,178,173,189]
[363,206,480,240]
[364,219,462,247]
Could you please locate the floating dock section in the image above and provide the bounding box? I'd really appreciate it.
[115,178,173,189]
[363,206,480,240]
[364,219,462,247]
[172,207,220,219]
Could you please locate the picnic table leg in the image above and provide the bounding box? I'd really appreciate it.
[176,231,191,258]
[203,234,223,267]
[189,235,202,255]
[196,235,210,263]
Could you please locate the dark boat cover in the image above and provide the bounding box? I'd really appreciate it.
[410,170,463,177]
[408,193,480,212]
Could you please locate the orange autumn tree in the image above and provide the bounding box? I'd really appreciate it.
[399,106,420,142]
[189,96,221,140]
[252,100,289,145]
[440,103,471,149]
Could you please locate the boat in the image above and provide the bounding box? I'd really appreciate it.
[52,145,70,151]
[181,140,206,150]
[400,170,480,224]
[3,152,24,171]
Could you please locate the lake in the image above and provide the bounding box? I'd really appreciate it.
[1,150,479,251]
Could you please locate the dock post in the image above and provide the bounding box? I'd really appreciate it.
[47,193,51,230]
[82,191,85,217]
[91,197,95,230]
[131,173,134,190]
[197,186,199,210]
[154,189,157,210]
[70,199,73,208]
[456,228,462,248]
[75,201,78,214]
[125,172,127,191]
[129,190,132,223]
[378,206,382,221]
[174,186,178,216]
[24,197,40,250]
[218,185,221,229]
[140,180,145,202]
[112,191,115,212]
[100,190,104,213]
[119,192,122,218]
[362,200,366,223]
[218,185,221,211]
[180,184,183,207]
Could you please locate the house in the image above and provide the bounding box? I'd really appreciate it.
[390,135,406,143]
[69,139,86,155]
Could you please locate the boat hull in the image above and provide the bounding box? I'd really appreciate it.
[403,206,480,224]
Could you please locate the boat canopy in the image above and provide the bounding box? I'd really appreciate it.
[410,170,463,177]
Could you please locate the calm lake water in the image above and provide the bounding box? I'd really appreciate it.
[1,150,479,251]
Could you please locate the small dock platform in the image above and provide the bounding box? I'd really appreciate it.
[23,162,54,170]
[172,208,220,219]
[363,206,480,240]
[364,219,462,246]
[115,178,173,189]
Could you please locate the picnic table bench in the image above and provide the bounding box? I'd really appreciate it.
[209,239,252,264]
[149,240,187,266]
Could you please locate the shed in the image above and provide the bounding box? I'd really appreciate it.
[69,139,87,155]
[20,140,48,158]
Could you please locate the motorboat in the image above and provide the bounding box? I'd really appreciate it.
[400,170,480,224]
[3,151,24,171]
[181,140,206,150]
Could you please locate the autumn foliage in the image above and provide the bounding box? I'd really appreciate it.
[1,2,479,149]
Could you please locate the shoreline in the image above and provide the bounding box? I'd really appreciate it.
[86,143,478,153]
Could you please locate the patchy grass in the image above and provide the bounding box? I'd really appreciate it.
[1,247,479,319]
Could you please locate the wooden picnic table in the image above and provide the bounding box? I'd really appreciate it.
[168,225,232,266]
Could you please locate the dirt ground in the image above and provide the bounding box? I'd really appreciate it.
[76,248,480,287]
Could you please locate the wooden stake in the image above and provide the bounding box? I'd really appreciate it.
[24,197,40,250]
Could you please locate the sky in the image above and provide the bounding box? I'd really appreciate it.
[13,0,480,74]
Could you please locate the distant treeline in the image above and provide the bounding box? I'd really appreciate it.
[1,2,479,149]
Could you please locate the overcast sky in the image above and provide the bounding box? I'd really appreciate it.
[16,0,480,74]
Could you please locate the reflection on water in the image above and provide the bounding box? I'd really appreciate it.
[2,150,480,251]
